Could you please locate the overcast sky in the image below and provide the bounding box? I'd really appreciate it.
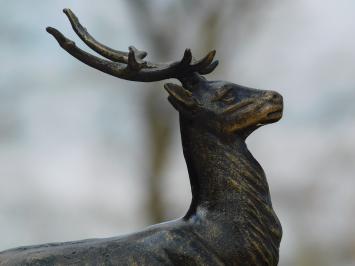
[0,1,355,265]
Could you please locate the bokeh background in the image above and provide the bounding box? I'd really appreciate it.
[1,1,355,265]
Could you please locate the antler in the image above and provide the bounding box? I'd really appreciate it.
[46,9,219,82]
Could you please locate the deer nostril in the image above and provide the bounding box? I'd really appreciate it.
[272,93,280,101]
[266,91,283,102]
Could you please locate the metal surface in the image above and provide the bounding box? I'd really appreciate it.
[0,9,283,266]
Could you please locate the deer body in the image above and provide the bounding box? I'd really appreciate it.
[0,112,282,266]
[0,9,282,265]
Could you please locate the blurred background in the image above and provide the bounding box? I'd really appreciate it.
[1,1,354,265]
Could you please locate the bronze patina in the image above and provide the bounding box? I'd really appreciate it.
[0,9,283,266]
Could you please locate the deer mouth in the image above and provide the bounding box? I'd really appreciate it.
[263,104,283,124]
[267,109,283,120]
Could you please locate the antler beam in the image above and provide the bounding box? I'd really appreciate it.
[46,9,219,82]
[63,9,147,63]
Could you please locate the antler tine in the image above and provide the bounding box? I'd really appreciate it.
[129,46,148,60]
[190,50,216,72]
[164,49,217,77]
[127,47,147,71]
[63,8,147,62]
[180,49,193,66]
[198,60,219,75]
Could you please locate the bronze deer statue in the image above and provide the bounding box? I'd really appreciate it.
[0,9,283,266]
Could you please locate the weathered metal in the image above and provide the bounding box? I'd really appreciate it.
[0,9,283,266]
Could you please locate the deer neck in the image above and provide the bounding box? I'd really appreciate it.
[179,115,282,266]
[179,115,273,216]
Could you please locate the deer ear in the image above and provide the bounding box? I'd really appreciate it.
[164,83,197,108]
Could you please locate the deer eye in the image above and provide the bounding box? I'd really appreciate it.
[221,92,235,104]
[212,86,234,103]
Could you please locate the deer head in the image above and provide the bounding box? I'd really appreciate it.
[47,9,283,139]
[164,79,283,138]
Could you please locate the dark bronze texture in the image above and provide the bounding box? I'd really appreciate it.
[0,9,283,266]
